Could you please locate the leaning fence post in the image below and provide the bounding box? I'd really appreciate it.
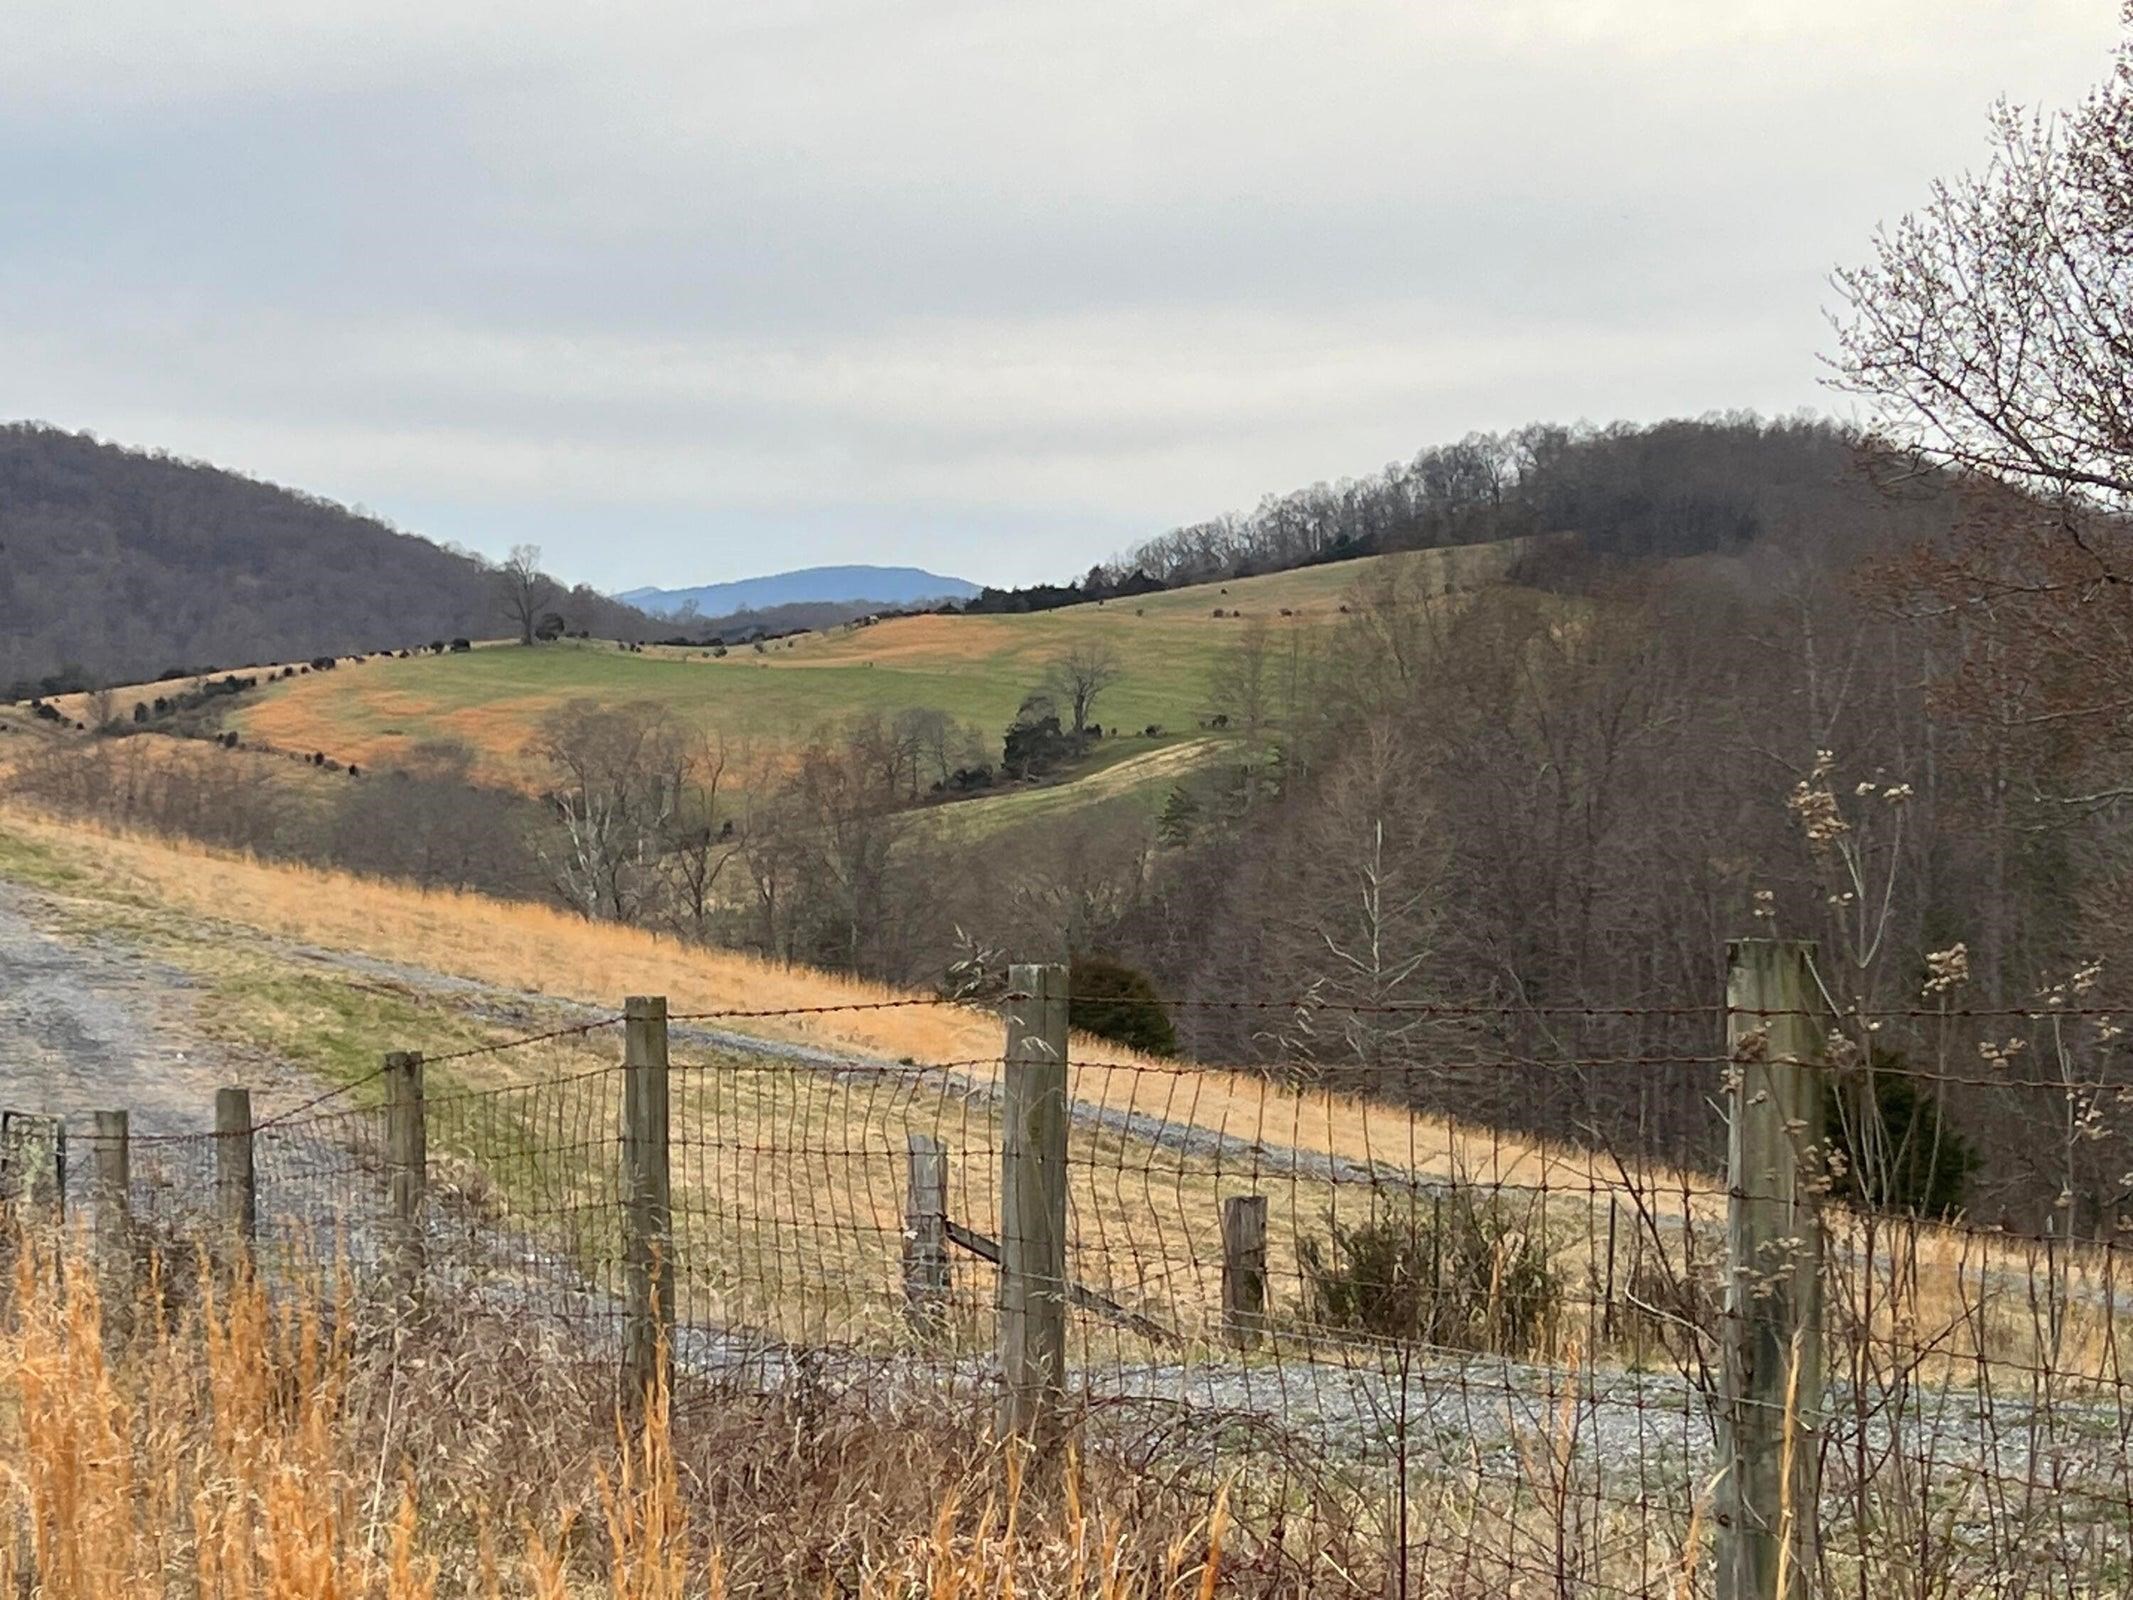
[91,1109,132,1340]
[215,1086,257,1255]
[999,962,1069,1448]
[623,995,674,1412]
[1221,1194,1268,1348]
[1718,939,1827,1600]
[904,1132,952,1335]
[384,1052,427,1297]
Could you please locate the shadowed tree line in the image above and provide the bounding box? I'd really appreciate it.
[1095,413,1848,591]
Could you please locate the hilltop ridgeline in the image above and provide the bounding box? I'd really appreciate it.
[0,424,655,695]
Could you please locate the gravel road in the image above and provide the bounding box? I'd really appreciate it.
[0,881,246,1134]
[0,878,336,1220]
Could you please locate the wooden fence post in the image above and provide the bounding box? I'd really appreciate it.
[1718,939,1827,1600]
[384,1052,427,1297]
[0,1112,64,1223]
[1221,1194,1268,1348]
[91,1109,132,1341]
[999,962,1069,1448]
[623,995,674,1412]
[904,1132,952,1335]
[215,1086,257,1255]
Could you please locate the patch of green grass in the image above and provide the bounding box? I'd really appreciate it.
[0,825,84,891]
[195,959,633,1252]
[939,741,1223,834]
[198,965,496,1099]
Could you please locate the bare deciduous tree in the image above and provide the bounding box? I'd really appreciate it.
[331,739,543,895]
[1267,722,1442,1087]
[894,707,987,797]
[1208,618,1278,802]
[1045,643,1122,736]
[658,730,750,940]
[530,700,685,921]
[1832,21,2133,533]
[85,685,119,732]
[499,544,559,646]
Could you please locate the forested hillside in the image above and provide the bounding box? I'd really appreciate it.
[1104,413,1860,585]
[0,425,652,691]
[1115,449,2133,1222]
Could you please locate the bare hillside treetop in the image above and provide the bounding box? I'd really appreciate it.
[1833,16,2133,527]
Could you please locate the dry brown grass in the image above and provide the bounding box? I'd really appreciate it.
[240,687,565,779]
[0,1229,1323,1598]
[6,1224,2120,1599]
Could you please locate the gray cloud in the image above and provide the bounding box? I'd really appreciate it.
[1,0,2119,590]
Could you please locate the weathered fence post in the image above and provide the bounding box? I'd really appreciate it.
[384,1052,427,1297]
[1718,939,1827,1600]
[1221,1194,1268,1348]
[904,1131,952,1335]
[215,1086,257,1255]
[91,1109,132,1341]
[623,995,674,1411]
[0,1112,64,1224]
[999,962,1069,1448]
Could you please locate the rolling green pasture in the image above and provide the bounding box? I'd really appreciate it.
[232,543,1524,792]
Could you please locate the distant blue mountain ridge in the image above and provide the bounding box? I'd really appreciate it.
[617,564,981,618]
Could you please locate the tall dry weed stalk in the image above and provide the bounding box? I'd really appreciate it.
[0,1235,1247,1598]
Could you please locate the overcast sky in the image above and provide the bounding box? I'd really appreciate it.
[2,2,2121,592]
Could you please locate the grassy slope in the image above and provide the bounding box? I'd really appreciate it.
[0,805,1629,1353]
[229,543,1530,791]
[3,807,2112,1380]
[0,805,1613,1191]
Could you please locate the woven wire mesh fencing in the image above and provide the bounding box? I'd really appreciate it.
[10,943,2133,1597]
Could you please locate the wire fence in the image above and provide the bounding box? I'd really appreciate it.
[6,949,2133,1597]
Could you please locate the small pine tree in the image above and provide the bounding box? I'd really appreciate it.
[1825,1050,1979,1219]
[1156,784,1201,848]
[1068,953,1177,1057]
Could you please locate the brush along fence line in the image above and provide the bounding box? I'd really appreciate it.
[6,943,2133,1598]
